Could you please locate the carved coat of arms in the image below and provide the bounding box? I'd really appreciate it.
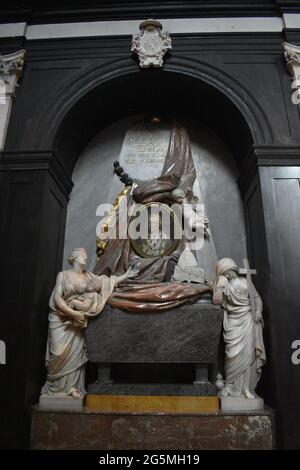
[131,19,172,68]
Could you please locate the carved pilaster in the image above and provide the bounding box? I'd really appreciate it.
[0,49,25,150]
[283,42,300,106]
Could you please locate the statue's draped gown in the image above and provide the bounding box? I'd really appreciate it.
[215,260,266,396]
[41,271,115,397]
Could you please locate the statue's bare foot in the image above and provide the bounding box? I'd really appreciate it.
[245,390,255,399]
[69,387,83,399]
[219,389,230,397]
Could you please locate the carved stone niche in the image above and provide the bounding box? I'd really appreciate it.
[131,19,172,68]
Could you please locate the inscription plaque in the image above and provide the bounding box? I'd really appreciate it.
[119,123,170,180]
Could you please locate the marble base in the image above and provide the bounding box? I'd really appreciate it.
[31,406,274,450]
[85,394,220,413]
[220,396,264,412]
[39,396,85,410]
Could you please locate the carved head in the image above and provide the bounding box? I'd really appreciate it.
[68,248,88,267]
[224,270,238,280]
[215,258,238,278]
[191,194,198,202]
[171,188,187,203]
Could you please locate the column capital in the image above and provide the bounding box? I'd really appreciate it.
[0,50,26,150]
[283,42,300,75]
[283,42,300,106]
[0,49,26,96]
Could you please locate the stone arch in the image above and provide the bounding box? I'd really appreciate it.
[30,57,272,177]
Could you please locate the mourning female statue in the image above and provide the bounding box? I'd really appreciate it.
[40,247,138,399]
[212,258,266,400]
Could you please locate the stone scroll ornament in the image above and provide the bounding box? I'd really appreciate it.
[283,42,300,106]
[131,19,172,68]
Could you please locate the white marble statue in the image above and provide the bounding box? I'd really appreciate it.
[41,248,138,399]
[212,258,266,400]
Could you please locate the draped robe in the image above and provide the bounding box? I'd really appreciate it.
[221,276,266,397]
[41,270,116,397]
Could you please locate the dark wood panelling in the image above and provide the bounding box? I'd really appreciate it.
[258,167,300,449]
[0,156,70,449]
[0,1,286,23]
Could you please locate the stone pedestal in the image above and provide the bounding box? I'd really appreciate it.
[220,396,264,412]
[31,406,275,450]
[39,396,84,410]
[85,299,222,396]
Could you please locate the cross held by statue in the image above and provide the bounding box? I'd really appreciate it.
[239,258,257,316]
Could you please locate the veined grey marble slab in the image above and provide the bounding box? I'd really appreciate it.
[88,382,216,396]
[86,301,222,364]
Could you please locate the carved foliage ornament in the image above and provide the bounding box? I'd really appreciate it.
[131,19,172,68]
[0,49,25,96]
[283,42,300,106]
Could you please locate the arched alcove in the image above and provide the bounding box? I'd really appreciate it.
[53,65,257,282]
[51,65,258,178]
[63,115,248,272]
[55,67,257,389]
[1,59,270,449]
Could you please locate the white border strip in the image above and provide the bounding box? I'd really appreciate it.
[26,18,284,40]
[283,13,300,29]
[0,17,285,40]
[0,22,26,38]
